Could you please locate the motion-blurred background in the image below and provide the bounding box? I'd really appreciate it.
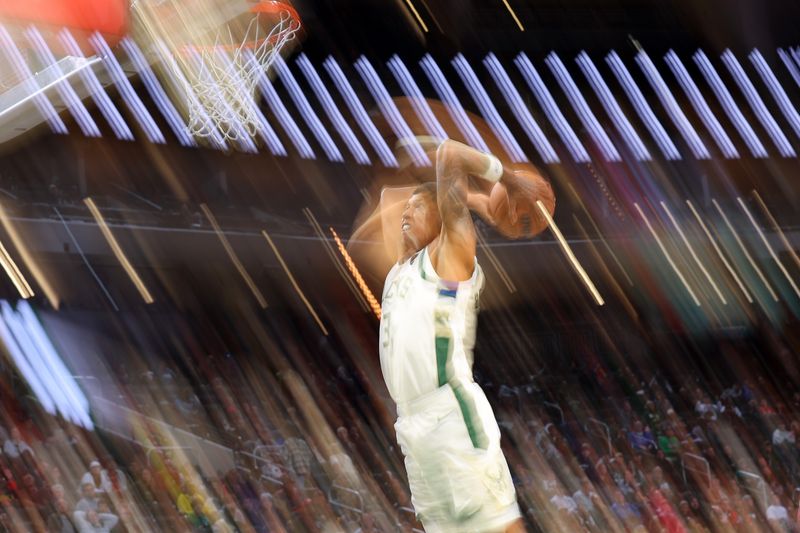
[0,0,799,531]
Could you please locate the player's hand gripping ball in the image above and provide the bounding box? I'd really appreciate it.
[488,168,555,239]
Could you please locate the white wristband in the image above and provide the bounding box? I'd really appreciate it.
[481,154,503,183]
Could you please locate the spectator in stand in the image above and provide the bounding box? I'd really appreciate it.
[678,499,707,533]
[647,487,684,533]
[739,494,759,531]
[187,493,212,530]
[628,421,656,453]
[610,489,644,531]
[658,425,681,463]
[694,396,718,421]
[650,466,674,500]
[354,512,379,533]
[766,494,790,531]
[74,491,118,532]
[259,493,287,533]
[48,494,77,532]
[548,484,578,516]
[629,454,648,486]
[281,430,316,490]
[3,426,33,460]
[759,398,777,417]
[75,482,98,514]
[644,401,661,429]
[19,472,47,510]
[773,421,795,447]
[80,461,111,495]
[74,507,118,533]
[573,477,602,527]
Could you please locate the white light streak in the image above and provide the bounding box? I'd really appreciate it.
[693,50,767,158]
[323,57,398,167]
[736,197,800,299]
[546,52,620,161]
[749,49,800,141]
[483,53,559,163]
[452,54,528,163]
[24,26,100,137]
[634,202,701,306]
[721,49,795,157]
[387,55,449,140]
[249,52,313,157]
[273,56,343,162]
[120,37,195,147]
[606,51,680,160]
[576,51,650,161]
[89,32,165,144]
[296,54,370,164]
[419,54,491,153]
[636,50,709,159]
[664,50,738,158]
[354,56,430,166]
[58,29,133,141]
[515,53,590,162]
[685,200,753,304]
[537,201,604,306]
[660,201,726,304]
[712,198,778,302]
[0,24,67,133]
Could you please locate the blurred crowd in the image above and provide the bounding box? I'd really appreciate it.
[0,302,794,533]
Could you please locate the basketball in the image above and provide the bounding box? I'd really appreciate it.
[488,169,555,239]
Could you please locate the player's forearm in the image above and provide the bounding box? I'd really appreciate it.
[435,141,476,229]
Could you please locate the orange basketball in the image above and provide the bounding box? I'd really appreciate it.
[488,169,555,239]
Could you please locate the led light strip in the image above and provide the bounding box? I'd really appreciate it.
[749,49,800,141]
[24,26,100,137]
[483,53,559,163]
[721,49,794,157]
[296,54,370,164]
[693,50,766,158]
[273,56,342,162]
[420,54,491,153]
[664,50,738,159]
[0,24,67,133]
[355,56,430,166]
[606,51,680,160]
[576,51,650,161]
[452,54,528,163]
[636,50,709,159]
[515,53,590,162]
[324,56,398,167]
[387,55,449,140]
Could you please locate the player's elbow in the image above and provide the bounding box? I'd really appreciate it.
[435,139,460,170]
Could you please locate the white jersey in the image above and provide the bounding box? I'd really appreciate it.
[380,247,520,532]
[379,246,484,406]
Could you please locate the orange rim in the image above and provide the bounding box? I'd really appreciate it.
[250,1,301,31]
[176,1,300,55]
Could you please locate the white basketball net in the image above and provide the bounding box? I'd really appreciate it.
[174,9,299,142]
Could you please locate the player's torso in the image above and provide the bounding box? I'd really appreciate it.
[379,247,483,405]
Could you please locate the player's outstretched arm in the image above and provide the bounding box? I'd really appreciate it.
[347,186,415,290]
[431,139,506,281]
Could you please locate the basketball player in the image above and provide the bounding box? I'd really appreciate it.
[352,138,553,532]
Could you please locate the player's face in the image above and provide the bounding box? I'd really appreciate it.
[401,193,439,251]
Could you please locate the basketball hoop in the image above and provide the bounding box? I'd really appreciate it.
[137,0,301,143]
